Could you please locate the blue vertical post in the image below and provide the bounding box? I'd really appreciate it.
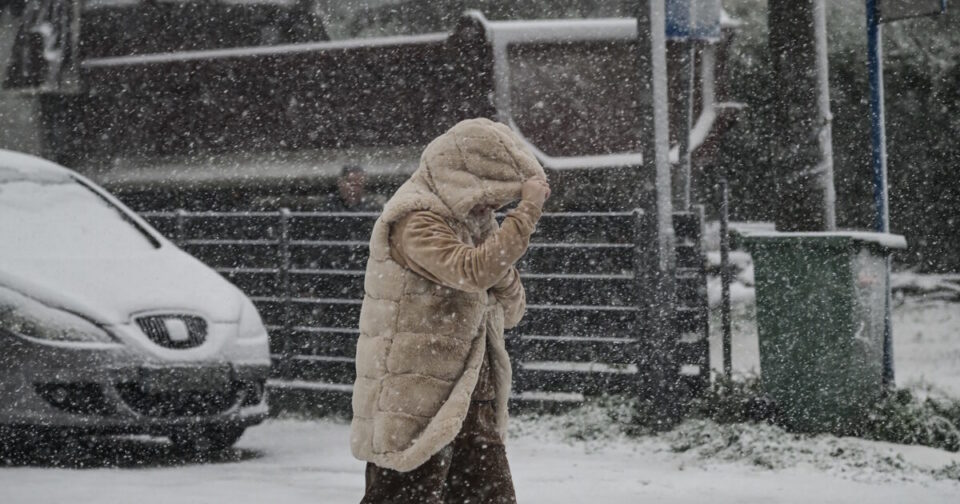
[866,0,894,388]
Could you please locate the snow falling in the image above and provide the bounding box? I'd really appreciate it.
[1,1,959,503]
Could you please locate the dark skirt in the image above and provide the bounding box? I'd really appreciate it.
[360,400,516,504]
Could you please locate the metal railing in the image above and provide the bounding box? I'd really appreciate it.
[141,208,709,406]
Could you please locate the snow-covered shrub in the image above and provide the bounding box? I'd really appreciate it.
[632,377,960,453]
[864,388,960,453]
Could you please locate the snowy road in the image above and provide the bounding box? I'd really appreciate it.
[2,416,959,504]
[2,296,958,503]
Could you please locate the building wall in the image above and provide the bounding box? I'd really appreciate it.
[0,12,43,156]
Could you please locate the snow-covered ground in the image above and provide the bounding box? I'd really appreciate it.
[892,296,960,396]
[2,274,959,503]
[1,412,958,504]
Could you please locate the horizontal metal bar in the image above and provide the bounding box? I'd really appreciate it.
[228,268,631,281]
[215,267,280,274]
[513,391,585,402]
[291,326,360,334]
[287,211,381,218]
[183,239,278,246]
[144,211,361,219]
[539,211,639,217]
[252,296,362,305]
[144,210,638,219]
[519,272,632,280]
[266,379,354,393]
[520,335,635,343]
[185,238,624,249]
[266,325,360,335]
[288,355,356,364]
[528,242,632,249]
[141,211,286,218]
[272,328,637,340]
[264,379,589,403]
[521,361,639,374]
[83,32,450,68]
[289,269,365,276]
[289,240,368,247]
[526,304,639,312]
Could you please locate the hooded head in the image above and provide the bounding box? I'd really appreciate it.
[419,118,545,220]
[379,118,546,239]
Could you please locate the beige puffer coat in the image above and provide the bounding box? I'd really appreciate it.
[350,118,546,472]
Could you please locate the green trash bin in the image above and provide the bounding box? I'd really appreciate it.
[738,231,907,433]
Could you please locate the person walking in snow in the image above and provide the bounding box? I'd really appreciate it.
[350,118,550,503]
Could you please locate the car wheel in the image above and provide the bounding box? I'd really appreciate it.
[169,425,245,454]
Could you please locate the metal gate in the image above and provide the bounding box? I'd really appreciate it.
[142,208,710,410]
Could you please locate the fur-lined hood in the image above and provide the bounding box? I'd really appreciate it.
[380,118,546,227]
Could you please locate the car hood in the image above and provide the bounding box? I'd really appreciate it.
[0,246,242,325]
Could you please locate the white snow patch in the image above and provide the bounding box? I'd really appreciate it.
[736,229,908,250]
[892,272,960,300]
[2,417,958,504]
[891,297,960,396]
[706,275,756,309]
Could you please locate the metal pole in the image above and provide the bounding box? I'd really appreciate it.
[866,0,895,388]
[175,209,187,246]
[632,208,650,397]
[636,0,677,419]
[866,1,889,234]
[677,43,696,211]
[719,179,732,380]
[279,208,293,352]
[637,0,675,275]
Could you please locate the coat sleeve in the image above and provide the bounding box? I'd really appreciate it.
[490,267,526,329]
[398,201,542,293]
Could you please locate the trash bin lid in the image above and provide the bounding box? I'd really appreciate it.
[735,230,907,252]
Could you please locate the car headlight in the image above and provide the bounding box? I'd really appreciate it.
[237,295,268,341]
[0,286,117,345]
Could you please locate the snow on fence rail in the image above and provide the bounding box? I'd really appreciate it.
[141,209,710,407]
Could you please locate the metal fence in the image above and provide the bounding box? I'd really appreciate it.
[141,208,710,409]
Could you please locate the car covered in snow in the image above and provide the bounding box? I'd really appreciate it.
[0,150,270,452]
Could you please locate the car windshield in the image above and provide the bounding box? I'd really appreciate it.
[507,40,648,158]
[0,165,157,258]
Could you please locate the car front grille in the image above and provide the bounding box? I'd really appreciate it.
[135,314,207,349]
[116,383,242,418]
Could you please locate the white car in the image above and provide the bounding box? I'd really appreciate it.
[0,150,270,452]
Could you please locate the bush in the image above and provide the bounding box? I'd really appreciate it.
[654,378,960,453]
[863,388,960,452]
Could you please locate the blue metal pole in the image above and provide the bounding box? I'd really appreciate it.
[866,0,895,388]
[867,0,888,233]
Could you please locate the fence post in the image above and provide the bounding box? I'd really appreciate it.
[632,206,683,426]
[631,208,650,397]
[174,209,187,247]
[279,208,293,355]
[720,180,733,380]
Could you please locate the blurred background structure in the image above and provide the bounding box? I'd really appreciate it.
[2,0,958,271]
[0,0,957,417]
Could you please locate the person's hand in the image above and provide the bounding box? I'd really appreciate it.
[521,178,551,208]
